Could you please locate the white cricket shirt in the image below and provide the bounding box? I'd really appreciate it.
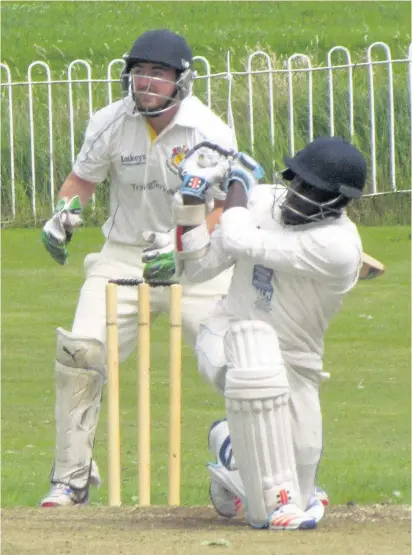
[182,185,363,371]
[73,95,237,245]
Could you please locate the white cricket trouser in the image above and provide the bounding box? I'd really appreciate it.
[50,240,232,489]
[72,240,233,358]
[196,315,323,509]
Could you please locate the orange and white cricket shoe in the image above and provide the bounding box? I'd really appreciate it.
[268,503,317,530]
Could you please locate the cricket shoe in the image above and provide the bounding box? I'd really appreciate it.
[40,459,101,507]
[208,419,243,518]
[40,483,89,507]
[304,487,329,523]
[268,503,317,530]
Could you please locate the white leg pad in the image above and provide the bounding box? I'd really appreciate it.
[224,321,301,528]
[51,328,106,489]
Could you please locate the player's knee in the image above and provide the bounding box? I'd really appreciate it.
[224,320,288,399]
[196,327,227,394]
[224,320,284,373]
[56,327,106,377]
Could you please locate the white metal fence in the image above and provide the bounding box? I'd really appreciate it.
[1,41,411,221]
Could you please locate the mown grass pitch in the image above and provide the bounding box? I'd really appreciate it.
[2,505,411,555]
[1,226,410,508]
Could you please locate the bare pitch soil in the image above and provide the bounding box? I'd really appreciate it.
[1,505,410,555]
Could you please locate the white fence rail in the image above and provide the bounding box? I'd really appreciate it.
[1,42,411,221]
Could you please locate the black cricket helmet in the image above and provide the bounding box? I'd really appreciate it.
[121,29,195,116]
[279,136,367,225]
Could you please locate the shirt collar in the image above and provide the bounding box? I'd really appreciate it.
[170,96,199,129]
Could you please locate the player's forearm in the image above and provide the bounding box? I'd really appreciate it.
[223,181,248,211]
[182,227,233,283]
[58,172,97,207]
[206,200,224,234]
[175,215,233,282]
[181,197,224,235]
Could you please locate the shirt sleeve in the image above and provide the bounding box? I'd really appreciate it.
[72,109,113,184]
[194,112,238,152]
[219,207,362,282]
[218,126,238,151]
[181,224,234,283]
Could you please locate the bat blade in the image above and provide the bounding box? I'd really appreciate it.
[359,252,385,280]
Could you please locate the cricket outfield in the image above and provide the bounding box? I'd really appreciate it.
[2,225,410,553]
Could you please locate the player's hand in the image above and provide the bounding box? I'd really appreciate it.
[41,196,83,265]
[222,152,264,196]
[179,142,232,201]
[142,232,176,283]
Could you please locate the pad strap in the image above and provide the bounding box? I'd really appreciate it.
[175,222,210,261]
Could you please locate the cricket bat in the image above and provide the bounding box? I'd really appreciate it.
[359,253,385,280]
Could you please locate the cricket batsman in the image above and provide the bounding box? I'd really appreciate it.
[173,136,367,529]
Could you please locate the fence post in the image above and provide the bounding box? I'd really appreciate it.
[27,61,54,219]
[286,53,313,156]
[1,63,15,219]
[367,42,396,193]
[327,46,354,139]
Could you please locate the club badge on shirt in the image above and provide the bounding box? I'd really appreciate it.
[167,145,188,174]
[252,264,274,312]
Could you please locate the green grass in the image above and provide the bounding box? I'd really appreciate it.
[2,1,410,76]
[1,1,411,224]
[1,1,411,508]
[1,226,410,507]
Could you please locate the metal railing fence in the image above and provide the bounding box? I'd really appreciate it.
[1,41,411,221]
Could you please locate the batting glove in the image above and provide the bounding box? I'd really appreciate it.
[41,196,83,265]
[222,152,265,196]
[179,142,232,201]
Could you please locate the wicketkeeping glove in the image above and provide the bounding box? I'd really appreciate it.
[41,196,83,265]
[179,142,233,201]
[141,232,177,283]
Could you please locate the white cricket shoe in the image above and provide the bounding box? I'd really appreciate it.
[304,487,329,523]
[208,419,243,518]
[268,503,317,530]
[40,460,101,507]
[40,483,89,507]
[209,477,243,518]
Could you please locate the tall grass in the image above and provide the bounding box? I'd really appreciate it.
[2,1,411,226]
[2,1,410,74]
[1,49,410,226]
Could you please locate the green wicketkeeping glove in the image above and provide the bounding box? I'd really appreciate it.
[41,196,83,265]
[142,232,176,283]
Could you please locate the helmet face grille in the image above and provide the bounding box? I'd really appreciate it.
[123,66,194,117]
[121,30,194,116]
[278,176,347,226]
